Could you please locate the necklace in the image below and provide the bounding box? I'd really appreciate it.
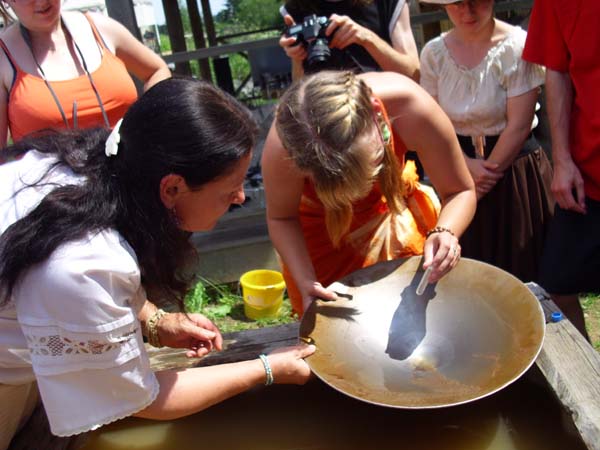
[19,15,110,129]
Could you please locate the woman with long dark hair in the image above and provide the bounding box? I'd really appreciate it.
[0,77,313,447]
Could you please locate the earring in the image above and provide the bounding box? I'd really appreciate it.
[376,112,391,145]
[171,207,181,227]
[381,122,391,145]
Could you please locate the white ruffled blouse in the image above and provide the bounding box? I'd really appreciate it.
[419,25,545,137]
[0,151,159,437]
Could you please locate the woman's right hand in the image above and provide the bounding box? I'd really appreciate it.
[280,15,307,63]
[465,158,503,199]
[300,281,338,315]
[266,344,316,384]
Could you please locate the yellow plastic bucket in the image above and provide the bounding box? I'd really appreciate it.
[240,269,286,320]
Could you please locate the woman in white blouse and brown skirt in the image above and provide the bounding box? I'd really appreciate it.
[419,0,554,282]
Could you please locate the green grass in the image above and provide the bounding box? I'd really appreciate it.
[580,293,600,351]
[184,277,297,334]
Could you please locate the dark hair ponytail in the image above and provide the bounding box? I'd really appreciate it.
[0,78,257,307]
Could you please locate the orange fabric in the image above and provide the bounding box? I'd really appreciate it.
[284,106,440,316]
[1,13,137,142]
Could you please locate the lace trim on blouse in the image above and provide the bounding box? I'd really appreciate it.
[21,322,144,376]
[25,330,136,357]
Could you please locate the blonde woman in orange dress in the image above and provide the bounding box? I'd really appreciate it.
[262,70,476,316]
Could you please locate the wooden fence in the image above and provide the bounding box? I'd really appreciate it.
[105,0,534,99]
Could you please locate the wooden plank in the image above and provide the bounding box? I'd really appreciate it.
[163,37,280,64]
[147,322,299,372]
[527,283,600,450]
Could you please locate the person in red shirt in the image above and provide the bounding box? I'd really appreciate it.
[523,0,599,339]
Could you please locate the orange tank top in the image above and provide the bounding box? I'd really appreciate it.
[284,103,440,316]
[0,13,138,142]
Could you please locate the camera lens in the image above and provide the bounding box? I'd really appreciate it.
[307,38,331,67]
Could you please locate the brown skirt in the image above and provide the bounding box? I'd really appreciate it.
[460,147,555,283]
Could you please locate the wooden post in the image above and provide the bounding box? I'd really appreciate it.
[186,0,212,81]
[105,0,142,41]
[104,0,143,93]
[161,0,191,76]
[199,0,217,47]
[199,0,232,92]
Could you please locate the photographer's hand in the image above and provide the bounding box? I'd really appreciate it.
[326,14,372,50]
[326,6,420,81]
[280,15,307,63]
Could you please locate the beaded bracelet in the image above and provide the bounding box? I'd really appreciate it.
[258,354,274,386]
[425,226,455,239]
[147,308,167,348]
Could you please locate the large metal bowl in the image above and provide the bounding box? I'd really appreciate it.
[299,256,545,409]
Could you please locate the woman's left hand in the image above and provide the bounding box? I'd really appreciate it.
[158,313,223,357]
[422,229,461,283]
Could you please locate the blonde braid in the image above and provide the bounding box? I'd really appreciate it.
[276,71,394,247]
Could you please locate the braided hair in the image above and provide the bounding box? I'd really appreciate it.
[276,70,404,247]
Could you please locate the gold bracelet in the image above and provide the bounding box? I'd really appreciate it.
[147,308,167,348]
[425,226,455,239]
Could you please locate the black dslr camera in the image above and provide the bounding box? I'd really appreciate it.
[285,14,331,68]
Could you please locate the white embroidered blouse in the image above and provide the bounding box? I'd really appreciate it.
[419,25,545,137]
[0,151,159,437]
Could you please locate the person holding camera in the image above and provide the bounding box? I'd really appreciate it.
[279,0,419,80]
[261,70,476,316]
[0,78,314,447]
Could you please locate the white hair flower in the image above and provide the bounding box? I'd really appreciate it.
[105,118,123,157]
